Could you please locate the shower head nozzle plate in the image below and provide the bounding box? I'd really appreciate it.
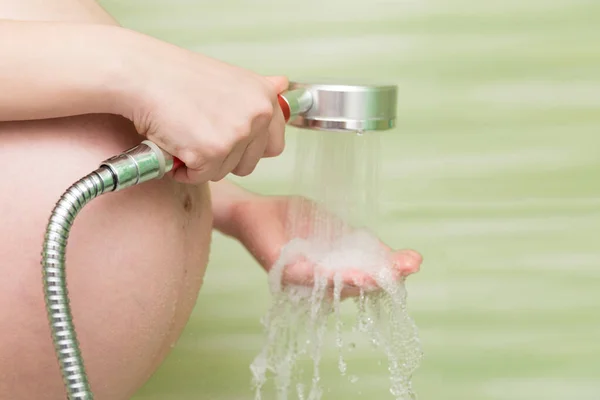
[286,81,398,133]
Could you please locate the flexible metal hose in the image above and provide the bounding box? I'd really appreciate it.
[42,166,116,399]
[41,141,172,400]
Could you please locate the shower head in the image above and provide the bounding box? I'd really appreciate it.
[278,81,398,133]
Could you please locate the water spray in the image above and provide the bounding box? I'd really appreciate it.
[40,82,398,399]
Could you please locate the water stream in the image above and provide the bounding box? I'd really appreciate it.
[250,131,422,400]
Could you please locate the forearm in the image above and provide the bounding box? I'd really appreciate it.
[210,180,256,237]
[0,20,136,122]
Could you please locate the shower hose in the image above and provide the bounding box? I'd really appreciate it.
[41,92,297,399]
[41,140,180,400]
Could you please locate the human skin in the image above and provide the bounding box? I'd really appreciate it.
[0,10,288,183]
[0,1,423,399]
[0,1,277,398]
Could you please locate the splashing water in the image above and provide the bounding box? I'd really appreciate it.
[250,131,423,399]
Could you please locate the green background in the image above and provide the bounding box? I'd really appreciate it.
[99,0,600,399]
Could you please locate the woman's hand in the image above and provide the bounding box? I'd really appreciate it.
[117,31,288,184]
[211,181,423,299]
[0,21,287,185]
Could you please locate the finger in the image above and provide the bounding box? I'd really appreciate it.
[279,248,423,292]
[340,269,379,290]
[264,75,289,94]
[263,97,286,158]
[169,143,225,184]
[212,139,250,181]
[232,131,269,176]
[282,264,364,302]
[281,259,316,287]
[282,260,378,291]
[231,110,272,175]
[263,76,288,157]
[172,157,217,184]
[173,166,214,184]
[372,239,422,276]
[391,249,423,277]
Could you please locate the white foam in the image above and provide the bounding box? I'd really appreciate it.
[252,232,422,400]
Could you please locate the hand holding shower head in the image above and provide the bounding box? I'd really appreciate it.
[42,80,398,400]
[171,81,398,170]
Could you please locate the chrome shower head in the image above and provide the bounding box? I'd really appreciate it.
[278,81,398,133]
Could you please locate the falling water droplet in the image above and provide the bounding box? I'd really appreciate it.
[249,133,422,400]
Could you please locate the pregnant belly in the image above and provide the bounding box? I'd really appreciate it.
[0,114,213,399]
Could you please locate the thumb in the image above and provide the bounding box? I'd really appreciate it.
[265,75,289,94]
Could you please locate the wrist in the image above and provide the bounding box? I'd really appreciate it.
[210,180,258,238]
[96,26,154,119]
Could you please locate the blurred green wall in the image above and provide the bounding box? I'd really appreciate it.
[99,1,600,399]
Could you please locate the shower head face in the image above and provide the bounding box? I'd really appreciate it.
[286,81,398,133]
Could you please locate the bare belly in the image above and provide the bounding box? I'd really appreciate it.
[0,2,214,399]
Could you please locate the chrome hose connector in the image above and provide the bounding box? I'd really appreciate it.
[100,140,173,191]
